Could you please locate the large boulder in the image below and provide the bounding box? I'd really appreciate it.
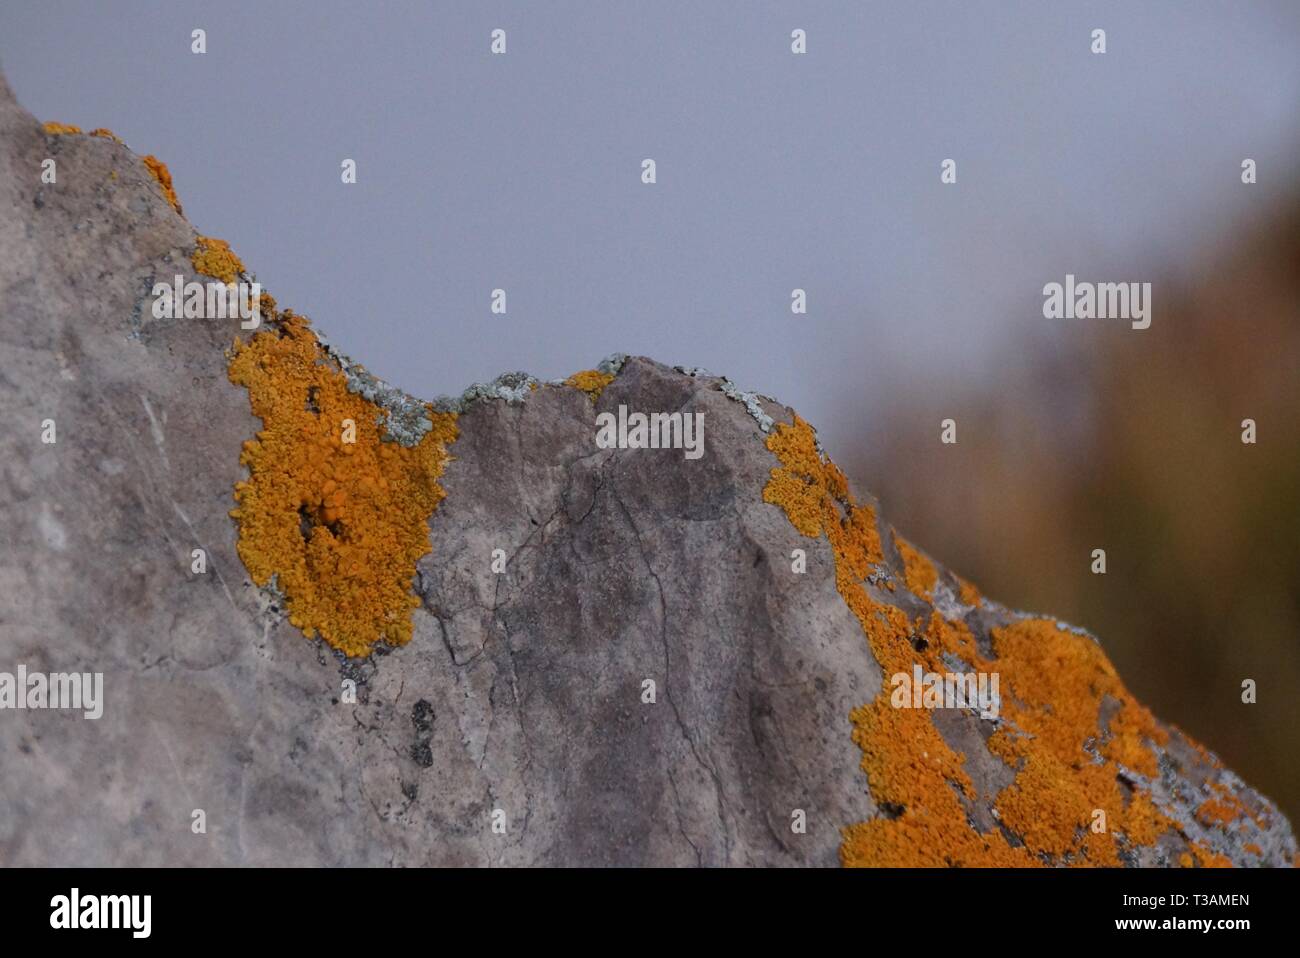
[0,71,1291,867]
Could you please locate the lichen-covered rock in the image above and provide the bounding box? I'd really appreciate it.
[0,71,1291,866]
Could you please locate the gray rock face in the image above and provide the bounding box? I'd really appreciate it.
[411,360,878,865]
[0,72,1291,867]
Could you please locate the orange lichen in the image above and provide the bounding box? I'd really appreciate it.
[564,369,614,401]
[42,120,183,213]
[1190,845,1234,868]
[1171,739,1271,836]
[1124,791,1172,846]
[142,155,181,213]
[1196,798,1238,827]
[1194,790,1266,830]
[894,534,937,599]
[227,311,457,657]
[759,414,1230,867]
[192,236,244,284]
[983,617,1175,863]
[956,575,982,607]
[762,415,884,571]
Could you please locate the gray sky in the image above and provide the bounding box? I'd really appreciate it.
[2,0,1297,456]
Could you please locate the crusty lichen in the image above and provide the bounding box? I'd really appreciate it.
[142,155,181,213]
[720,378,776,433]
[894,533,937,600]
[187,190,453,658]
[762,414,1257,867]
[228,310,457,657]
[43,120,183,214]
[564,369,614,401]
[192,235,244,285]
[955,575,982,607]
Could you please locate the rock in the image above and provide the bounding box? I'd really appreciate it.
[0,70,1292,867]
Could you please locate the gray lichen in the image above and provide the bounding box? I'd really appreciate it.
[1054,620,1101,645]
[432,370,539,413]
[674,364,715,379]
[415,354,632,414]
[719,378,776,434]
[930,577,975,622]
[597,352,629,376]
[313,330,434,447]
[980,598,1102,646]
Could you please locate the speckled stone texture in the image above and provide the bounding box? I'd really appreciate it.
[0,71,1292,866]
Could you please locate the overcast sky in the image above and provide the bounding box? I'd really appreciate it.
[2,0,1297,456]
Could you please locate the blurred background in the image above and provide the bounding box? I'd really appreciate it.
[1,2,1296,823]
[848,192,1300,827]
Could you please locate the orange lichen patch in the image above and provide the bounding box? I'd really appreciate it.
[956,575,982,607]
[227,312,458,657]
[1193,791,1266,831]
[763,417,1022,865]
[564,369,614,401]
[843,674,1034,867]
[41,120,183,213]
[192,236,244,285]
[1190,845,1234,868]
[1123,791,1171,847]
[759,414,1226,867]
[762,416,885,574]
[1196,797,1238,828]
[894,533,937,600]
[1177,738,1271,833]
[985,618,1176,860]
[142,155,181,213]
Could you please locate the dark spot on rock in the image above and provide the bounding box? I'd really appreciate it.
[411,698,435,733]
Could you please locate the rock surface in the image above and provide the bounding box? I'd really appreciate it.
[0,71,1292,867]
